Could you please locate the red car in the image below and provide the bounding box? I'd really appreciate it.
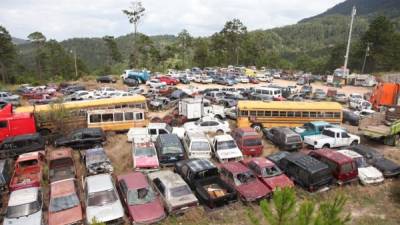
[219,162,271,202]
[10,151,45,191]
[241,157,294,191]
[249,77,260,84]
[232,128,263,156]
[309,149,358,185]
[158,76,179,85]
[116,171,166,224]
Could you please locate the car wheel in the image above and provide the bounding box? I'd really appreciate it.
[216,129,224,135]
[322,144,330,149]
[251,124,262,132]
[350,141,358,146]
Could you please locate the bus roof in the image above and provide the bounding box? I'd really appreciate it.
[15,95,147,113]
[237,101,342,111]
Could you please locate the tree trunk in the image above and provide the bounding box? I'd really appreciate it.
[0,61,7,83]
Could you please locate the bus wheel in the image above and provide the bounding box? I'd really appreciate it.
[39,129,51,136]
[251,124,262,132]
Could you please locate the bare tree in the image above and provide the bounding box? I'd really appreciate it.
[123,1,145,67]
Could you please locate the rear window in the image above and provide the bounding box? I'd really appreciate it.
[191,141,210,151]
[286,135,302,144]
[341,162,354,173]
[243,138,262,147]
[311,169,330,184]
[170,185,191,198]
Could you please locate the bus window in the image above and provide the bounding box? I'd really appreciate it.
[265,111,271,117]
[89,114,101,123]
[250,111,257,116]
[124,112,134,120]
[272,111,279,117]
[135,112,144,120]
[294,112,301,117]
[279,111,286,117]
[287,112,294,117]
[302,112,309,117]
[114,113,123,121]
[317,112,324,118]
[325,112,333,118]
[0,121,8,129]
[241,111,249,116]
[257,111,264,117]
[310,112,317,118]
[102,113,113,122]
[334,112,341,118]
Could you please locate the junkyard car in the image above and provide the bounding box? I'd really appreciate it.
[241,157,294,191]
[155,134,185,166]
[148,170,198,215]
[232,128,263,156]
[304,128,360,149]
[83,147,113,175]
[338,150,384,185]
[182,132,212,159]
[0,133,45,159]
[116,172,166,224]
[183,116,231,134]
[132,142,159,171]
[334,93,348,103]
[0,91,20,106]
[175,159,237,208]
[0,159,12,191]
[48,179,83,225]
[96,75,117,83]
[54,128,106,149]
[85,174,124,224]
[10,151,45,191]
[49,148,76,183]
[4,187,43,225]
[264,127,302,151]
[220,161,271,202]
[212,134,244,163]
[266,151,291,169]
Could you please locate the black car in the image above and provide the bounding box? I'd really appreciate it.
[175,158,237,208]
[155,134,184,166]
[263,127,302,151]
[178,76,190,84]
[0,133,45,159]
[0,159,12,191]
[96,75,117,83]
[266,151,291,169]
[299,85,313,97]
[123,78,139,87]
[349,145,400,177]
[61,84,86,95]
[279,152,333,192]
[342,109,360,126]
[54,128,106,149]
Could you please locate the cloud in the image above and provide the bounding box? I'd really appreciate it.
[0,0,344,40]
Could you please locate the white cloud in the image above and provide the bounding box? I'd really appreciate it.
[0,0,344,40]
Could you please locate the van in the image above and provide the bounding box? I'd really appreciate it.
[232,128,263,156]
[251,87,282,100]
[155,134,185,166]
[263,127,302,151]
[309,149,358,185]
[0,133,45,159]
[182,132,212,159]
[280,153,333,192]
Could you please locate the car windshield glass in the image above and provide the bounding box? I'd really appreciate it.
[162,145,181,154]
[191,141,210,151]
[135,147,156,157]
[341,162,354,173]
[261,165,283,178]
[50,158,73,169]
[127,187,155,205]
[6,201,41,218]
[49,193,79,212]
[170,185,192,198]
[88,189,117,206]
[217,140,237,150]
[354,157,368,168]
[235,171,256,185]
[311,169,329,184]
[18,159,38,168]
[243,138,262,146]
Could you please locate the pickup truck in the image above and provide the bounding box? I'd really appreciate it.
[360,119,400,146]
[10,151,45,191]
[127,123,185,142]
[175,159,237,208]
[294,121,340,139]
[211,135,244,163]
[304,128,360,149]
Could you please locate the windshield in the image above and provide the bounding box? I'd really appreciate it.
[354,157,368,168]
[7,201,41,218]
[191,141,210,151]
[243,138,262,147]
[50,158,73,169]
[261,165,283,178]
[235,171,256,185]
[135,147,156,157]
[162,145,182,154]
[127,187,155,205]
[49,193,79,212]
[217,140,237,150]
[87,189,117,207]
[170,185,192,198]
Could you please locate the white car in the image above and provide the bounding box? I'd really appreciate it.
[273,73,281,79]
[4,187,43,225]
[224,107,237,120]
[85,174,124,224]
[354,109,376,118]
[212,134,243,163]
[304,128,360,149]
[128,86,145,94]
[348,93,363,103]
[183,117,231,134]
[110,91,133,97]
[239,76,249,83]
[146,79,166,88]
[338,150,384,185]
[95,87,118,97]
[201,76,213,84]
[67,90,98,101]
[182,131,212,159]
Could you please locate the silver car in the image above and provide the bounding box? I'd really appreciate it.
[0,91,20,105]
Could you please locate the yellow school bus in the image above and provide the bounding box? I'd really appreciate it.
[15,96,148,134]
[237,101,342,130]
[87,108,149,131]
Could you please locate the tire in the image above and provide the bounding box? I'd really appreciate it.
[216,129,224,135]
[350,141,358,147]
[39,129,51,136]
[251,124,262,132]
[322,144,330,149]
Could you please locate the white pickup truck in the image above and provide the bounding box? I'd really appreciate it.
[127,123,185,142]
[211,135,243,163]
[304,128,360,149]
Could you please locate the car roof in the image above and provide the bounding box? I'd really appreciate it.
[337,150,363,159]
[118,172,148,190]
[3,133,41,143]
[186,131,208,141]
[285,153,329,173]
[9,187,39,206]
[17,151,43,161]
[312,149,353,164]
[246,157,275,168]
[148,170,186,188]
[235,128,258,136]
[51,179,76,197]
[86,174,113,193]
[350,145,383,158]
[148,123,167,129]
[308,121,330,126]
[214,134,234,142]
[158,134,180,143]
[221,161,249,174]
[49,148,73,160]
[185,159,216,173]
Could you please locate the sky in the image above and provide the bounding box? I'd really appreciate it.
[0,0,344,41]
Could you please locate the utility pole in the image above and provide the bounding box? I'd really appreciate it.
[361,43,371,74]
[344,6,357,75]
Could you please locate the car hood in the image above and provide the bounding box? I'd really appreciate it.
[48,205,83,225]
[294,127,305,134]
[169,193,198,208]
[86,200,124,223]
[261,174,294,190]
[358,167,383,179]
[127,199,165,223]
[134,156,159,168]
[216,148,243,160]
[183,122,197,130]
[236,181,270,200]
[373,158,400,175]
[4,210,42,225]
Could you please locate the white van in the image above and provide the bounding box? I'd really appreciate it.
[182,132,212,159]
[254,87,282,98]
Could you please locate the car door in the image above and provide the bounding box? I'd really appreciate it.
[71,132,84,148]
[149,128,158,142]
[340,132,351,147]
[152,178,168,208]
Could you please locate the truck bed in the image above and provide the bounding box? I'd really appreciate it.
[194,176,236,208]
[361,125,391,138]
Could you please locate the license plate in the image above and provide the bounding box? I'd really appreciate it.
[170,157,176,160]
